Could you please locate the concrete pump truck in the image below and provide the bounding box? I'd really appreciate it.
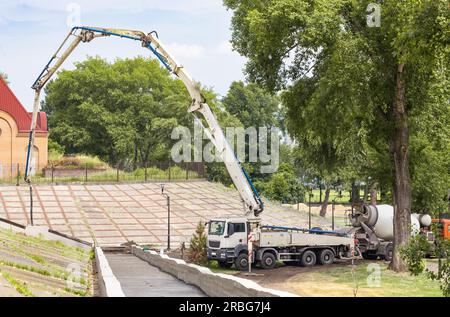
[25,26,357,271]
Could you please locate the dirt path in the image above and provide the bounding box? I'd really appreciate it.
[236,261,352,296]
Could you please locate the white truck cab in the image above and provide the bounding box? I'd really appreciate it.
[207,217,251,269]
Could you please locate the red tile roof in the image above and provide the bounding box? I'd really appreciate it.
[0,77,47,133]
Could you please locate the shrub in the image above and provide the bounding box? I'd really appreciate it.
[401,229,450,297]
[187,222,208,265]
[400,234,430,275]
[49,155,108,169]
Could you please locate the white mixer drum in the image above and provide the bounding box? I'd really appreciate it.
[412,213,432,227]
[373,205,420,240]
[411,216,420,236]
[373,205,394,240]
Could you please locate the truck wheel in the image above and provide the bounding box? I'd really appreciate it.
[362,253,378,260]
[384,244,394,262]
[301,250,317,267]
[261,253,277,269]
[218,261,233,269]
[318,249,335,265]
[234,253,249,271]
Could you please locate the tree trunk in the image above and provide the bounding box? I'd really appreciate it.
[320,187,331,217]
[133,142,139,171]
[351,181,359,204]
[363,178,369,203]
[318,179,323,203]
[389,63,411,273]
[370,182,378,206]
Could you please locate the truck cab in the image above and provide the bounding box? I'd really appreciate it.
[207,217,250,269]
[432,218,450,240]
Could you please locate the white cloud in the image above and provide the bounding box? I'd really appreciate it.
[165,43,205,59]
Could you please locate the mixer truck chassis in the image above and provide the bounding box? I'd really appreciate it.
[349,204,432,262]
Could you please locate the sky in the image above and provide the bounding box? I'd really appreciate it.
[0,0,247,110]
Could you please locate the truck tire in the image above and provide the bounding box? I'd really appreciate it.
[301,250,317,267]
[261,252,277,269]
[318,249,334,265]
[362,252,378,260]
[383,244,394,262]
[234,253,249,271]
[218,261,233,269]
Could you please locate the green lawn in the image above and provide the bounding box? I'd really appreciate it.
[307,189,353,204]
[287,261,443,297]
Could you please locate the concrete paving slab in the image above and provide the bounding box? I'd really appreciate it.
[0,181,332,247]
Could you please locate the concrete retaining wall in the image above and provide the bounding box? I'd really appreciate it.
[132,246,297,297]
[95,247,125,297]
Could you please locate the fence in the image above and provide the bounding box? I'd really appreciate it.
[0,162,205,185]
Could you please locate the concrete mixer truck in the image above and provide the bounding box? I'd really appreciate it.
[348,205,432,261]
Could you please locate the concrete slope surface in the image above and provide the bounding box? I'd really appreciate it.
[0,181,331,246]
[0,228,93,297]
[104,252,205,297]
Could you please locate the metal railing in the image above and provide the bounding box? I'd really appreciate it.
[0,162,205,185]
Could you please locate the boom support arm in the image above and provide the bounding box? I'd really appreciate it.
[26,26,264,216]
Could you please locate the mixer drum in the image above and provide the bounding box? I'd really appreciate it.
[360,205,420,240]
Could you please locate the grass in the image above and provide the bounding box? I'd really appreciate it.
[0,260,52,277]
[0,228,93,297]
[1,270,35,297]
[0,229,90,262]
[48,154,109,170]
[285,261,443,297]
[64,287,89,297]
[29,255,45,264]
[1,163,202,185]
[207,261,238,275]
[307,189,353,204]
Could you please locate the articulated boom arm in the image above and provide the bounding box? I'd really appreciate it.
[26,26,264,216]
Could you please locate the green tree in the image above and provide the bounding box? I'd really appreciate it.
[222,81,283,182]
[201,87,244,185]
[225,0,449,272]
[43,56,192,167]
[222,81,281,129]
[254,162,304,204]
[187,222,208,265]
[0,71,9,84]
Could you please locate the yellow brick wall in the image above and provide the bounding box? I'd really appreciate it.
[0,110,48,178]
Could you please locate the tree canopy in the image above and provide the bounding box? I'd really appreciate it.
[43,56,192,168]
[0,71,9,84]
[222,81,281,129]
[224,0,449,271]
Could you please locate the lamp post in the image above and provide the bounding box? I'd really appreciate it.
[160,184,171,251]
[308,188,313,230]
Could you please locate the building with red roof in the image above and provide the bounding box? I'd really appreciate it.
[0,77,48,179]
